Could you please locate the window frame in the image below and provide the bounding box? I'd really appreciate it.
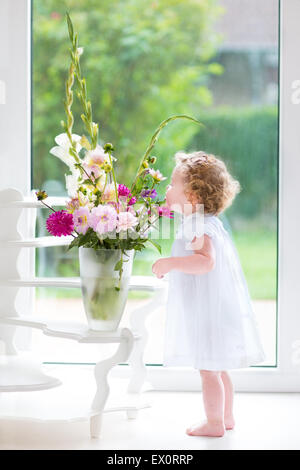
[5,0,300,391]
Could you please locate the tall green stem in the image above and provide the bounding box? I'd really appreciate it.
[66,12,98,149]
[63,61,80,163]
[130,114,205,194]
[108,151,119,210]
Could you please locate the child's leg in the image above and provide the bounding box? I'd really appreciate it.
[186,370,225,437]
[221,371,235,430]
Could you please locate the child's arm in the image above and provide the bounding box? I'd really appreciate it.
[152,235,216,279]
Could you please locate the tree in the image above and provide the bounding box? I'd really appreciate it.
[33,0,224,193]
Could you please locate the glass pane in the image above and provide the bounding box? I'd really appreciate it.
[32,0,278,366]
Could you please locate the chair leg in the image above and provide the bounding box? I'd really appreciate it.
[89,328,134,439]
[127,288,167,393]
[90,413,102,439]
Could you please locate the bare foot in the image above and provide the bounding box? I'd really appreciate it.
[186,421,225,437]
[225,416,235,430]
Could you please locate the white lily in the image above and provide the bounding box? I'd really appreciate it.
[50,133,82,172]
[65,170,81,198]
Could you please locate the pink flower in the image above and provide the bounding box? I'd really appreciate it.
[73,207,91,234]
[118,184,131,197]
[117,185,136,206]
[89,205,117,235]
[46,210,74,237]
[117,211,138,232]
[66,197,80,213]
[128,196,136,206]
[158,206,174,219]
[78,192,91,207]
[102,183,117,202]
[82,162,102,181]
[127,205,136,215]
[87,145,107,166]
[149,169,166,182]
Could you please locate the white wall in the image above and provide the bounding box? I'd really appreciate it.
[0,1,32,350]
[0,0,31,194]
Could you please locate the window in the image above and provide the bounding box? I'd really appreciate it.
[3,0,300,390]
[31,0,278,371]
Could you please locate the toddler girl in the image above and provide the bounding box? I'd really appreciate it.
[152,150,266,438]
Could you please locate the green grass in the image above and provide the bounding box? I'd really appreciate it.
[132,230,277,300]
[36,229,277,301]
[233,230,277,300]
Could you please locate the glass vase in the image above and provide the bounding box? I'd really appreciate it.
[79,247,134,331]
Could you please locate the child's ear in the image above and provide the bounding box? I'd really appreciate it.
[186,191,198,206]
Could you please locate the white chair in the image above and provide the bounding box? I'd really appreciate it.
[0,187,168,438]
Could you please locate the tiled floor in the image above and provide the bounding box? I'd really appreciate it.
[0,364,299,450]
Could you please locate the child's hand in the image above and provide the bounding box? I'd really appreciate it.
[152,257,173,279]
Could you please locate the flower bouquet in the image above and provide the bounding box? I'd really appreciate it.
[36,12,203,331]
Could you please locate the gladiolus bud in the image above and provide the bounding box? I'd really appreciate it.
[80,135,91,150]
[103,162,112,173]
[92,122,98,135]
[104,142,114,153]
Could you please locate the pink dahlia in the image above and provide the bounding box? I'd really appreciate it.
[128,196,136,206]
[118,185,136,207]
[46,210,74,236]
[89,205,118,235]
[116,211,138,232]
[73,206,91,235]
[118,184,131,197]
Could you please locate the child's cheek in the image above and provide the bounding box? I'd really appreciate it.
[166,189,172,207]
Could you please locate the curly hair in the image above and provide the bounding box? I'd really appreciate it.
[175,150,241,216]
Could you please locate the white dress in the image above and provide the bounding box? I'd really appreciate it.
[163,212,266,371]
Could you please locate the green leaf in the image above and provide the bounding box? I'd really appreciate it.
[77,229,93,247]
[114,260,123,271]
[66,12,74,42]
[66,236,79,251]
[146,239,162,254]
[78,147,87,159]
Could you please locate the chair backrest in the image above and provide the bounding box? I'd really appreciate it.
[0,187,167,354]
[0,187,65,351]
